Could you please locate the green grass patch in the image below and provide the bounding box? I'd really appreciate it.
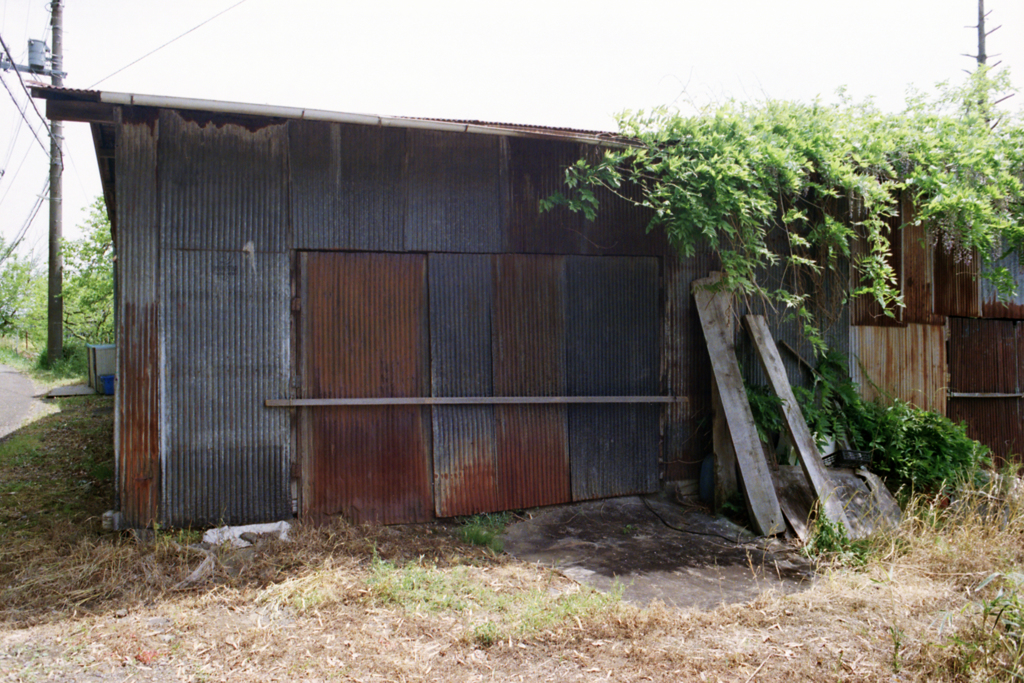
[366,555,621,646]
[0,396,114,536]
[458,512,511,553]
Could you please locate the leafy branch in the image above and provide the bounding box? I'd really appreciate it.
[545,70,1024,352]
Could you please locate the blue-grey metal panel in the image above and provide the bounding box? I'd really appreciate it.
[735,253,851,393]
[115,109,161,528]
[159,109,288,253]
[505,137,666,256]
[982,245,1024,319]
[160,249,292,526]
[428,254,499,517]
[566,256,660,500]
[289,120,405,252]
[404,129,502,253]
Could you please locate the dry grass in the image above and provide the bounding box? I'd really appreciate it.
[3,400,1024,681]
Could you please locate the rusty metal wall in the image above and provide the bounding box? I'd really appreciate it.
[429,254,499,516]
[981,247,1024,319]
[949,398,1024,466]
[566,256,660,500]
[902,208,941,324]
[115,110,161,528]
[948,318,1023,463]
[301,252,432,524]
[505,137,665,256]
[492,254,572,509]
[405,130,503,253]
[289,120,405,251]
[160,250,292,526]
[158,110,289,253]
[933,246,981,318]
[949,318,1020,393]
[850,323,947,414]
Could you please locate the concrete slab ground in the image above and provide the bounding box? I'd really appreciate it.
[502,495,814,610]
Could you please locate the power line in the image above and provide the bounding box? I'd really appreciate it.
[89,0,251,89]
[0,72,47,156]
[0,176,47,265]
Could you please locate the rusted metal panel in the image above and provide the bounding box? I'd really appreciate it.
[404,130,502,253]
[933,245,981,318]
[159,109,288,253]
[901,200,939,324]
[115,110,160,528]
[289,120,405,251]
[160,250,292,526]
[851,210,905,326]
[492,254,571,509]
[429,254,499,517]
[661,253,717,481]
[851,323,947,414]
[949,318,1020,394]
[949,398,1024,466]
[505,137,665,256]
[566,256,660,500]
[301,252,432,524]
[981,247,1024,319]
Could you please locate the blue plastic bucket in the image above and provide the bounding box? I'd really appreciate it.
[99,375,115,396]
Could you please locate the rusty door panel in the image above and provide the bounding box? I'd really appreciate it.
[948,318,1023,464]
[429,254,499,517]
[492,254,571,509]
[301,252,432,524]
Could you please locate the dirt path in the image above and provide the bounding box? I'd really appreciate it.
[0,364,39,440]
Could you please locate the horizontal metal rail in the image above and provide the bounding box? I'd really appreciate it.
[948,392,1024,399]
[266,396,684,407]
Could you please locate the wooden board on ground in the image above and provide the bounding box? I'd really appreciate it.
[772,465,901,540]
[743,314,852,533]
[693,276,783,536]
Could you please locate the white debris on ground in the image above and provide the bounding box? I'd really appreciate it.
[202,520,292,548]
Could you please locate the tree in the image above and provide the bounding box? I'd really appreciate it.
[61,198,114,344]
[0,242,41,338]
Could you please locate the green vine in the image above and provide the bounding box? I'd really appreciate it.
[543,70,1024,350]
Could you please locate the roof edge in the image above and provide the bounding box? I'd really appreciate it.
[31,86,632,147]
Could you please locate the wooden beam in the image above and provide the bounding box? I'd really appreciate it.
[266,395,685,407]
[742,314,853,535]
[45,99,116,123]
[693,275,784,536]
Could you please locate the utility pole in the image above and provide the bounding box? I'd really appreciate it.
[965,0,1001,71]
[46,0,63,363]
[977,0,987,66]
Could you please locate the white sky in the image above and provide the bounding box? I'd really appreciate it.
[1,0,1023,257]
